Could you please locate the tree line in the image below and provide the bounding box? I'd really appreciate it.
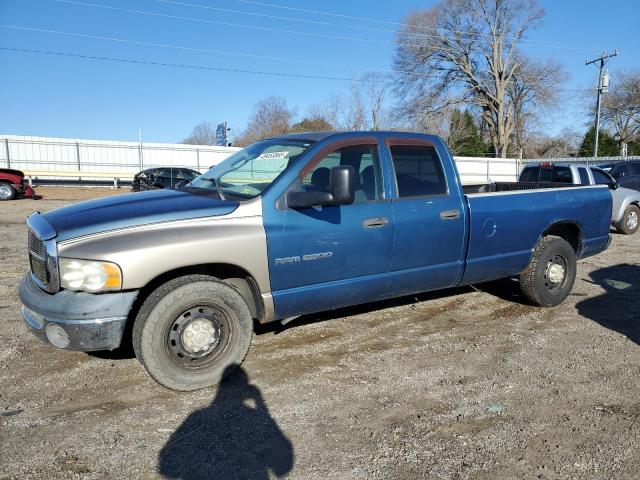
[183,0,640,159]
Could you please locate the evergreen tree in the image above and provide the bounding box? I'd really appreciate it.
[627,140,640,156]
[447,110,486,156]
[578,127,619,157]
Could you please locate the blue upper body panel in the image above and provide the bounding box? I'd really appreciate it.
[260,131,612,319]
[44,189,239,241]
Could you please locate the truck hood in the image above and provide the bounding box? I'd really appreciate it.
[43,189,240,242]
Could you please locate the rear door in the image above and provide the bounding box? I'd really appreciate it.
[265,137,394,319]
[383,137,467,296]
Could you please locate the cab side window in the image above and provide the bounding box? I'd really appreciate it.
[591,169,613,185]
[303,144,382,202]
[578,168,590,185]
[389,145,447,197]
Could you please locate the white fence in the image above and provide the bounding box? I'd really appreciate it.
[0,135,241,182]
[0,134,520,185]
[453,156,519,184]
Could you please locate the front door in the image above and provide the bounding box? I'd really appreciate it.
[264,139,394,319]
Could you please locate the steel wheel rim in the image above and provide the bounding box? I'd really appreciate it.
[627,210,638,230]
[544,254,568,294]
[165,304,232,369]
[0,185,11,199]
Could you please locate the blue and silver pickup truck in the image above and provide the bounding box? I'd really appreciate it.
[19,132,612,390]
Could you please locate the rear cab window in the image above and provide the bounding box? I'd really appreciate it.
[551,167,572,183]
[388,145,447,197]
[520,165,573,184]
[520,166,540,182]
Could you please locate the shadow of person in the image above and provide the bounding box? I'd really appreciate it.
[576,263,640,345]
[158,365,294,480]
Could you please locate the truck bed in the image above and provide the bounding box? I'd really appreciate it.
[458,183,612,285]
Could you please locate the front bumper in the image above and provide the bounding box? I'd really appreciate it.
[18,274,139,351]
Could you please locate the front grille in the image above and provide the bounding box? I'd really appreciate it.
[28,230,45,257]
[29,254,48,283]
[28,229,49,285]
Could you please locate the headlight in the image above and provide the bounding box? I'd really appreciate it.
[59,258,122,292]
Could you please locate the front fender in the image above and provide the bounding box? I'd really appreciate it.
[56,199,271,295]
[612,191,640,224]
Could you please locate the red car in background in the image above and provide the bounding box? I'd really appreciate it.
[0,168,35,200]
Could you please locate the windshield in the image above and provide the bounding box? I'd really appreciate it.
[187,138,314,199]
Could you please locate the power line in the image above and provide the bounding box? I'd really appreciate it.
[0,24,394,73]
[47,0,591,58]
[0,46,389,81]
[224,0,597,51]
[141,0,593,52]
[0,45,600,93]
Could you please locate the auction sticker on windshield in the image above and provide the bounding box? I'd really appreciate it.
[258,151,289,160]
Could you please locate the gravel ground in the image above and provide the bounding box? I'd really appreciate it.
[1,187,639,479]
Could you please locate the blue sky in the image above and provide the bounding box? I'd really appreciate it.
[0,0,636,143]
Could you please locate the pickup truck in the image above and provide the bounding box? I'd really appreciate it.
[519,163,640,235]
[19,132,612,390]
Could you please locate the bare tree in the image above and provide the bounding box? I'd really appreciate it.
[315,75,392,131]
[394,0,546,157]
[601,70,640,154]
[508,57,565,157]
[183,121,218,145]
[525,128,581,158]
[360,73,391,130]
[234,96,295,146]
[341,84,367,130]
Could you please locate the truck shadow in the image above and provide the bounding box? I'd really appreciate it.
[157,365,294,480]
[576,264,640,345]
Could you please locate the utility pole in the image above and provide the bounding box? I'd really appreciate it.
[585,50,617,159]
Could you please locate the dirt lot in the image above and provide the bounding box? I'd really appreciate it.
[1,186,639,479]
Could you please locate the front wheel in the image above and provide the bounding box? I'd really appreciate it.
[617,204,639,235]
[0,183,17,200]
[518,235,577,307]
[132,275,253,391]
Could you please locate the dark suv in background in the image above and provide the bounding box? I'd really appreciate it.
[132,167,201,192]
[608,161,640,192]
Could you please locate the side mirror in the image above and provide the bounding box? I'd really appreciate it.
[610,181,619,190]
[287,165,356,209]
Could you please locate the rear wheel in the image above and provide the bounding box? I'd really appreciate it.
[132,275,253,391]
[0,183,16,201]
[519,235,577,307]
[618,204,639,235]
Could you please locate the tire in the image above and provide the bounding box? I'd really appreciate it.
[0,183,17,201]
[618,204,639,235]
[132,275,253,391]
[518,235,577,307]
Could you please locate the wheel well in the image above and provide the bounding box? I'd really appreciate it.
[542,222,583,254]
[129,264,264,326]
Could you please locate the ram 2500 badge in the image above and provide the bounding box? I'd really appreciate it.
[19,131,612,390]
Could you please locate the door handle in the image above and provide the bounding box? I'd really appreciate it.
[439,209,460,220]
[362,217,389,228]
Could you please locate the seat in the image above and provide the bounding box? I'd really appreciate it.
[360,165,376,200]
[310,167,331,192]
